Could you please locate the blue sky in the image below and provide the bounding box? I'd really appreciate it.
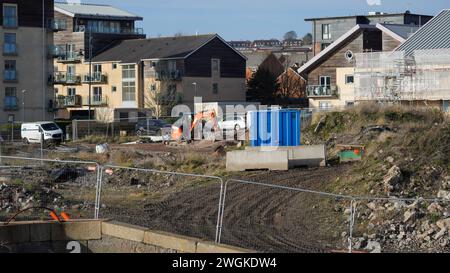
[79,0,449,40]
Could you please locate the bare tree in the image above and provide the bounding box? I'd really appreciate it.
[283,31,298,41]
[277,55,306,102]
[144,81,182,118]
[302,33,313,45]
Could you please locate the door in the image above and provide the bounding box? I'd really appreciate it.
[319,76,331,87]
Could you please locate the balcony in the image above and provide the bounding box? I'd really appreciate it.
[4,70,17,82]
[4,96,18,111]
[57,51,82,63]
[3,43,17,56]
[48,45,65,58]
[54,95,82,108]
[83,95,108,107]
[155,70,183,81]
[52,72,81,85]
[306,85,338,98]
[48,19,67,31]
[82,72,108,84]
[74,25,144,35]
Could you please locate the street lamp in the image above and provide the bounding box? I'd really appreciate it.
[22,89,26,122]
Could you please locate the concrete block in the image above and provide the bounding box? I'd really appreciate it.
[196,241,252,253]
[226,150,289,171]
[30,222,52,242]
[88,235,138,253]
[143,230,197,253]
[102,221,147,243]
[51,220,102,241]
[0,224,30,243]
[246,145,327,168]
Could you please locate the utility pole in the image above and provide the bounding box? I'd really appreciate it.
[88,26,93,134]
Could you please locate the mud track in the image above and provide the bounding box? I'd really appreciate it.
[101,165,351,253]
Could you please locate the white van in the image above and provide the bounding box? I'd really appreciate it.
[21,122,63,144]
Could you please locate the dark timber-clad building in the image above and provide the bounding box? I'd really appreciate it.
[305,11,433,56]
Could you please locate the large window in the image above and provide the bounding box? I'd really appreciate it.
[345,75,354,85]
[122,82,136,101]
[67,88,76,96]
[3,33,17,55]
[4,60,16,81]
[4,87,17,109]
[319,76,331,87]
[322,24,331,40]
[122,65,136,102]
[3,4,17,28]
[86,20,121,34]
[122,65,135,79]
[211,59,220,76]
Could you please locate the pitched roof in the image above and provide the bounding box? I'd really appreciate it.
[55,2,143,20]
[396,9,450,56]
[92,34,246,63]
[376,23,419,41]
[304,12,431,22]
[297,23,416,75]
[242,51,272,68]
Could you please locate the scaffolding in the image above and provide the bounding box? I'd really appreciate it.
[355,49,450,102]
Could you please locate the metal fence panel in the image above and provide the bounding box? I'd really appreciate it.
[97,165,224,243]
[0,156,100,223]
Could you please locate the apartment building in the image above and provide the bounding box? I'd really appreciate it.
[305,11,432,56]
[0,0,55,123]
[52,2,145,120]
[298,23,420,110]
[55,34,247,121]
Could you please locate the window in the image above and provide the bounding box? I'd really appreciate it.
[346,101,355,107]
[319,101,332,110]
[112,63,117,69]
[119,112,129,120]
[122,82,136,101]
[319,76,331,87]
[122,65,135,79]
[93,87,102,102]
[3,33,16,55]
[321,43,331,50]
[212,83,219,94]
[3,4,17,28]
[212,59,220,75]
[150,84,157,92]
[4,60,16,81]
[4,87,17,110]
[322,24,331,40]
[345,75,354,85]
[112,86,117,92]
[67,88,76,96]
[167,84,176,93]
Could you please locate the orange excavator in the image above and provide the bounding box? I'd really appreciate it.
[171,110,219,142]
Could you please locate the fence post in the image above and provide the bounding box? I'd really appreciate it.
[348,199,356,253]
[94,164,103,219]
[72,119,78,141]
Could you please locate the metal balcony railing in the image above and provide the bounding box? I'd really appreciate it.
[82,72,108,84]
[82,95,108,106]
[74,25,144,35]
[52,72,81,85]
[65,95,83,107]
[306,85,338,98]
[48,19,67,31]
[48,46,65,58]
[57,51,82,63]
[156,70,183,81]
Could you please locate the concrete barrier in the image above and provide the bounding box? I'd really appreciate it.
[226,150,289,171]
[0,220,252,253]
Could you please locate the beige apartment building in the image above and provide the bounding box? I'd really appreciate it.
[54,34,247,121]
[0,0,55,123]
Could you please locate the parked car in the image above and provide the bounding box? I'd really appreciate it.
[21,122,63,144]
[135,119,172,136]
[218,115,246,132]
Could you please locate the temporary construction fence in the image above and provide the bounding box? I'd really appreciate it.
[0,156,101,222]
[1,154,449,253]
[97,165,224,243]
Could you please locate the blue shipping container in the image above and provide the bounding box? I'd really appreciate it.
[249,110,301,147]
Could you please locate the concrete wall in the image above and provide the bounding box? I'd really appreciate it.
[0,220,251,253]
[0,26,54,122]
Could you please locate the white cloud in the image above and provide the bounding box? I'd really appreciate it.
[366,0,382,6]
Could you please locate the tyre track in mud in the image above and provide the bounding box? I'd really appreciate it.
[101,165,351,253]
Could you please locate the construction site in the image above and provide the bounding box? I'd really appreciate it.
[354,48,450,108]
